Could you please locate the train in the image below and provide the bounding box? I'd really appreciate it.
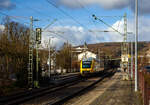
[80,57,120,76]
[80,57,102,75]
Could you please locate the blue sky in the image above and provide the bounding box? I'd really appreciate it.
[0,0,150,48]
[2,0,129,27]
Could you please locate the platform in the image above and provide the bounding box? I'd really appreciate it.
[64,70,142,105]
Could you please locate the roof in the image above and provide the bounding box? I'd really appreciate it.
[79,51,96,55]
[82,57,94,61]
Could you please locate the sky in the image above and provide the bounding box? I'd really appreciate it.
[0,0,150,48]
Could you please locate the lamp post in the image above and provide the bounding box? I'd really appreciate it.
[127,32,134,79]
[135,0,138,92]
[48,36,54,78]
[131,36,133,79]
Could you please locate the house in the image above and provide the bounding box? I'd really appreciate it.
[78,51,96,61]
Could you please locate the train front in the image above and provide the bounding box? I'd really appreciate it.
[80,58,94,75]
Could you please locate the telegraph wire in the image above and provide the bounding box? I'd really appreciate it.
[46,0,98,45]
[46,0,104,43]
[14,2,56,21]
[46,0,90,30]
[0,11,29,19]
[0,11,30,27]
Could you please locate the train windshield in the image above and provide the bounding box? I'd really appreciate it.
[82,61,92,68]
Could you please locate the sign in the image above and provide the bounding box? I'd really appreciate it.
[36,28,42,44]
[121,55,128,62]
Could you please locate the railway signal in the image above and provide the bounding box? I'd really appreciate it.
[28,16,40,89]
[36,28,42,44]
[34,28,42,88]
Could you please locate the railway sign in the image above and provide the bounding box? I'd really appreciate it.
[121,55,128,62]
[36,28,42,44]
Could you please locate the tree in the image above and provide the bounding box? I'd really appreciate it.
[56,42,72,72]
[0,17,29,87]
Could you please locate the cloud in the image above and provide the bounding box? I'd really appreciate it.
[0,24,5,33]
[41,16,150,49]
[130,0,150,15]
[54,0,150,14]
[56,0,129,9]
[0,25,4,31]
[107,19,124,42]
[108,17,150,42]
[0,0,16,10]
[41,25,108,49]
[137,17,150,41]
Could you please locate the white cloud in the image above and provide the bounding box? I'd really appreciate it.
[130,0,150,15]
[41,25,108,49]
[137,17,150,41]
[54,0,150,14]
[57,0,129,9]
[107,17,150,42]
[105,19,124,42]
[41,16,150,49]
[0,0,16,10]
[0,25,5,31]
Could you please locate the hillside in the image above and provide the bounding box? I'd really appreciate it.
[76,41,150,59]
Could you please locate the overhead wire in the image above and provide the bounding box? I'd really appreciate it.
[45,31,78,45]
[46,0,92,45]
[14,1,81,45]
[76,0,124,36]
[23,2,82,44]
[0,11,30,27]
[0,11,29,19]
[76,0,108,43]
[46,0,102,44]
[14,2,56,21]
[46,0,90,30]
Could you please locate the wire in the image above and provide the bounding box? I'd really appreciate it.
[92,14,123,35]
[76,0,92,14]
[45,31,79,45]
[117,17,122,31]
[76,0,123,41]
[46,0,89,30]
[46,0,105,45]
[0,11,30,27]
[14,2,56,21]
[0,11,29,19]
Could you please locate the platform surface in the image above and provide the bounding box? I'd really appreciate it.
[64,70,142,105]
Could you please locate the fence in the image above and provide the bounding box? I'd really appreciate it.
[138,66,150,105]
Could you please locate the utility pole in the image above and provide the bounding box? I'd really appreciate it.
[98,49,100,68]
[135,0,138,92]
[48,37,54,78]
[35,35,39,88]
[70,46,72,72]
[122,13,128,73]
[35,28,41,88]
[128,43,130,74]
[28,16,34,89]
[131,37,133,79]
[28,16,40,89]
[49,38,51,78]
[54,50,56,73]
[92,14,128,72]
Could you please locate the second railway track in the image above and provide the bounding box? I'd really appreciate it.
[22,69,116,105]
[0,74,80,105]
[0,69,116,105]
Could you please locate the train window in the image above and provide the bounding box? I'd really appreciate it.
[82,61,91,68]
[145,66,150,70]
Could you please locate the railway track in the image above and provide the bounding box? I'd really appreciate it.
[0,74,80,105]
[0,70,115,105]
[23,69,116,105]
